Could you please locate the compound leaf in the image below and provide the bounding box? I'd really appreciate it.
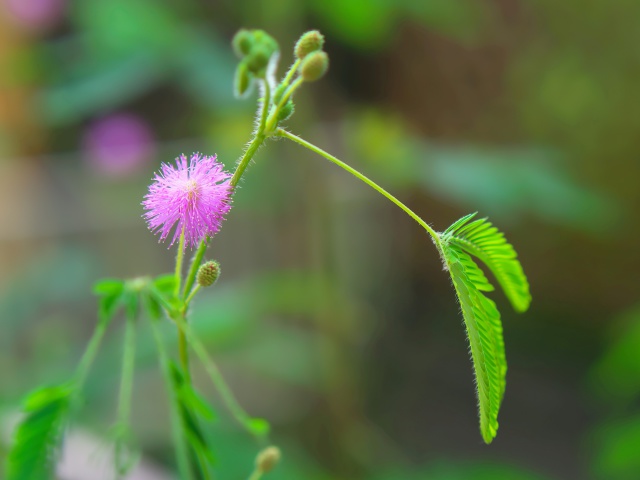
[6,383,75,480]
[443,213,531,313]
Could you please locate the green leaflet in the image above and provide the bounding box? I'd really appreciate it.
[438,213,530,443]
[6,384,74,480]
[169,361,217,475]
[442,213,531,313]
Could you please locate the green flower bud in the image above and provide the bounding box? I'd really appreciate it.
[255,446,281,474]
[300,51,329,82]
[277,100,295,121]
[232,29,254,58]
[252,30,279,54]
[234,62,253,98]
[197,261,220,287]
[246,45,271,77]
[294,30,324,59]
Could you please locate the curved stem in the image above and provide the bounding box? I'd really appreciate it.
[186,78,273,282]
[230,133,266,189]
[258,80,271,134]
[276,128,441,247]
[185,284,201,306]
[264,77,303,134]
[282,59,301,86]
[74,315,112,387]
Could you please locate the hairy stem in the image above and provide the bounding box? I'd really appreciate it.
[264,77,303,133]
[276,128,441,246]
[282,59,301,86]
[185,78,273,290]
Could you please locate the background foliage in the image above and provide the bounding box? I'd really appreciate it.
[0,0,638,478]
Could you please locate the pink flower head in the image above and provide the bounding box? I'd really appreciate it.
[143,153,232,248]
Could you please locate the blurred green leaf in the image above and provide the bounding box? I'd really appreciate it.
[6,383,75,480]
[73,0,185,61]
[311,0,396,49]
[373,460,554,480]
[349,111,620,233]
[92,279,124,296]
[592,414,640,480]
[588,305,640,404]
[246,417,270,437]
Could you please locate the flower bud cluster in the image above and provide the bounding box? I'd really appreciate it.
[232,29,279,97]
[295,30,329,82]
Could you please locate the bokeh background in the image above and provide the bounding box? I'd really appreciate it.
[1,0,639,479]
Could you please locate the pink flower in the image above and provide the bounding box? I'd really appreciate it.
[143,154,232,248]
[84,113,155,178]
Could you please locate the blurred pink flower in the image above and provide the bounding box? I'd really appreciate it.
[142,154,232,248]
[6,0,67,30]
[83,114,155,177]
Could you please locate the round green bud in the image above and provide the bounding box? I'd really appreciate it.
[234,62,253,98]
[300,51,329,82]
[252,30,279,54]
[277,100,295,121]
[232,29,254,58]
[197,261,220,287]
[255,446,281,474]
[294,30,325,59]
[246,45,271,77]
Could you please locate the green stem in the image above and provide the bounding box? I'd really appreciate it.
[175,230,186,298]
[74,316,112,387]
[116,312,136,431]
[177,310,190,381]
[258,80,271,134]
[264,77,304,133]
[248,468,263,480]
[282,59,301,86]
[183,239,208,301]
[276,128,441,247]
[185,79,274,282]
[114,311,137,476]
[185,284,201,306]
[149,317,195,480]
[173,315,266,441]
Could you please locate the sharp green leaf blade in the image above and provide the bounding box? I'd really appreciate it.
[444,213,531,313]
[440,244,506,444]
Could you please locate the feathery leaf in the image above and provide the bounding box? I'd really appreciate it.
[6,383,75,480]
[443,213,531,313]
[438,213,531,443]
[440,244,506,444]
